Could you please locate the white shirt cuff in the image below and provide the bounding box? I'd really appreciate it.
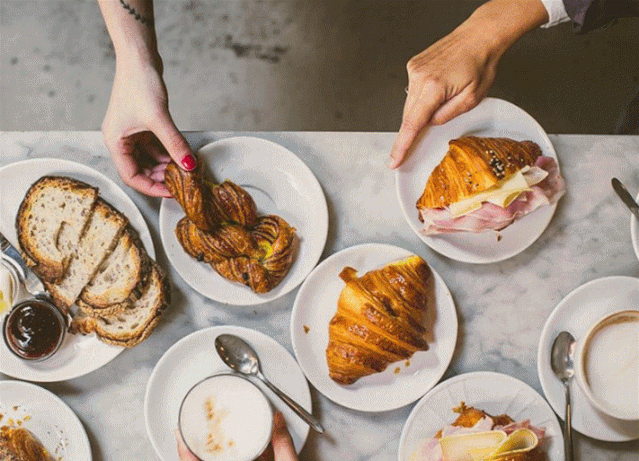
[539,0,570,28]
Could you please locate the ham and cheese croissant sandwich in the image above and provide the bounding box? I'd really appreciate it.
[414,403,548,461]
[416,136,566,235]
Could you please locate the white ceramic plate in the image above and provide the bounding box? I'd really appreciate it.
[395,97,560,264]
[537,276,639,441]
[398,371,563,461]
[145,325,312,460]
[0,380,92,460]
[290,243,457,412]
[0,158,155,382]
[632,191,639,261]
[159,136,328,305]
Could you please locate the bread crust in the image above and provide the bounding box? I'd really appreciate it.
[16,176,98,282]
[416,137,541,210]
[70,263,170,348]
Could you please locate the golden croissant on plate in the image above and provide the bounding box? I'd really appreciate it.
[164,158,298,293]
[417,136,541,210]
[326,255,433,385]
[0,426,53,461]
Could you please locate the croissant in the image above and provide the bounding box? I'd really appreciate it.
[326,255,433,385]
[417,136,541,210]
[0,426,53,461]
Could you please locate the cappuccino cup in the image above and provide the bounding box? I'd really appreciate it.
[575,310,639,421]
[178,373,273,461]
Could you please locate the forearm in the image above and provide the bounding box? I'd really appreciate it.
[456,0,550,60]
[97,0,161,69]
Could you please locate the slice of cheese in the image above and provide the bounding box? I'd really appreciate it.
[448,166,549,217]
[439,431,507,461]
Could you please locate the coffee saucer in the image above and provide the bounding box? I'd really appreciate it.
[537,276,639,442]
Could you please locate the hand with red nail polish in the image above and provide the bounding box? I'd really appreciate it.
[98,0,196,198]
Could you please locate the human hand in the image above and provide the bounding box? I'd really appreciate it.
[388,0,549,168]
[175,412,299,461]
[388,26,499,169]
[102,54,196,197]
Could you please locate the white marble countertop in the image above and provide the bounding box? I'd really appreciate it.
[0,131,637,461]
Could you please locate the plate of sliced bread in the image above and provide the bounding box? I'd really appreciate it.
[0,158,170,382]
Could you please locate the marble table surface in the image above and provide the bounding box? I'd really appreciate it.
[0,131,637,461]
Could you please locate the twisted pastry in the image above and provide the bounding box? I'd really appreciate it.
[165,161,258,230]
[166,158,298,293]
[175,216,297,293]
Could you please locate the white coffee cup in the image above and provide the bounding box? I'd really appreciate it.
[575,309,639,421]
[178,373,273,461]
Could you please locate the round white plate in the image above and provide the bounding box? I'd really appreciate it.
[145,325,312,460]
[0,158,155,382]
[290,243,457,412]
[632,191,639,261]
[0,380,92,460]
[398,371,563,461]
[537,276,639,442]
[159,136,328,305]
[395,97,560,264]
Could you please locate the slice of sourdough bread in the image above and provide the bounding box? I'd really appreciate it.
[70,262,170,348]
[17,176,98,282]
[44,199,128,311]
[76,228,151,317]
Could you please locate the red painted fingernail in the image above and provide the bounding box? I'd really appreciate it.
[181,154,196,171]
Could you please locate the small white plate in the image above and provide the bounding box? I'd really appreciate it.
[0,380,92,460]
[0,158,155,382]
[632,191,639,261]
[398,371,563,461]
[145,325,312,461]
[537,276,639,442]
[159,136,328,305]
[395,97,560,264]
[290,243,457,412]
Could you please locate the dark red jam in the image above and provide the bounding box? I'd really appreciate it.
[4,300,64,360]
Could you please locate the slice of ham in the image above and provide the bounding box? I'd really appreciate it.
[418,156,566,235]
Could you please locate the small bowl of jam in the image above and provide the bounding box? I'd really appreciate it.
[3,298,67,361]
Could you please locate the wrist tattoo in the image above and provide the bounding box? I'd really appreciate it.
[119,0,154,27]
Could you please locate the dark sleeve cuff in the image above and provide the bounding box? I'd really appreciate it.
[564,0,639,33]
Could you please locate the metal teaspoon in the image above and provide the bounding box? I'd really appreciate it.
[214,334,325,434]
[551,331,576,461]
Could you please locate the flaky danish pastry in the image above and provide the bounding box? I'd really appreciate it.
[166,157,298,293]
[326,255,433,385]
[0,426,53,461]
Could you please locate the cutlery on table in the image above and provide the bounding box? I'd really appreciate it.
[611,178,639,221]
[215,333,325,434]
[551,331,576,461]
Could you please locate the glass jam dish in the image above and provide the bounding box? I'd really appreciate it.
[3,297,67,362]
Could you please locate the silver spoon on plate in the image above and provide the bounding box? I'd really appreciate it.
[215,333,325,434]
[551,331,576,461]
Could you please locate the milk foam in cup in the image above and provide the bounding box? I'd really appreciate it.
[179,374,273,461]
[575,310,639,421]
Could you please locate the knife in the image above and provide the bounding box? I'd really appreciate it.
[0,232,47,297]
[611,178,639,221]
